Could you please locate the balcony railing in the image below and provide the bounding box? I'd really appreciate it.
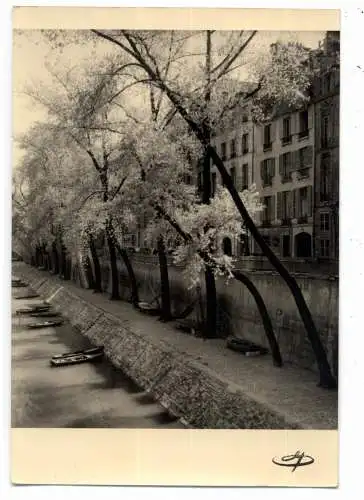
[297,168,310,179]
[298,129,309,139]
[281,135,292,145]
[297,215,308,224]
[263,142,272,152]
[261,220,272,227]
[281,218,291,226]
[281,174,292,183]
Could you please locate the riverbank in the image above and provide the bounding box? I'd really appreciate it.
[13,262,338,429]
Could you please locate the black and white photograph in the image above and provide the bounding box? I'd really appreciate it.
[10,8,340,487]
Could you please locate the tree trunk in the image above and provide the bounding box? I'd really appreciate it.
[35,246,41,267]
[204,266,218,338]
[115,242,139,307]
[157,235,172,321]
[43,246,49,271]
[52,242,60,275]
[201,30,218,338]
[82,255,95,289]
[232,270,282,367]
[65,256,72,281]
[208,146,336,388]
[60,245,67,278]
[106,222,120,300]
[88,234,102,293]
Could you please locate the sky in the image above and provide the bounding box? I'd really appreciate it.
[12,30,325,169]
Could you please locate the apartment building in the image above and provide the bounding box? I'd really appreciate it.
[209,99,315,259]
[312,31,340,262]
[252,104,315,258]
[209,99,255,256]
[209,32,339,263]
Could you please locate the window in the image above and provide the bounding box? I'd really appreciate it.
[280,152,292,181]
[281,191,290,220]
[277,190,291,221]
[230,167,236,187]
[223,237,232,256]
[319,239,330,258]
[321,115,329,148]
[242,163,248,190]
[183,174,192,185]
[320,213,330,231]
[299,110,309,138]
[230,139,236,158]
[261,158,275,186]
[320,153,330,202]
[242,134,249,155]
[263,124,272,150]
[242,113,248,123]
[299,187,308,217]
[298,148,305,169]
[262,195,274,225]
[221,142,226,161]
[282,117,291,144]
[211,172,217,197]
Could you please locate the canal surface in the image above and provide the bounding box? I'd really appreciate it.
[11,281,184,428]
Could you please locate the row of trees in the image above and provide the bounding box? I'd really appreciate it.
[12,29,337,388]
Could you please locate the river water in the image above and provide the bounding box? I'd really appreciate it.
[11,282,184,428]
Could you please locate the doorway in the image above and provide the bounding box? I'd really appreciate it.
[282,235,291,257]
[295,232,312,258]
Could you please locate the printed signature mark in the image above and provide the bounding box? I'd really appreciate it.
[272,450,315,472]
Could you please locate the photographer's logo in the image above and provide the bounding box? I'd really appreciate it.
[272,451,315,472]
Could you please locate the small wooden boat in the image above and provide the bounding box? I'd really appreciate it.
[50,350,104,367]
[15,293,40,300]
[29,311,61,318]
[138,301,161,316]
[16,305,51,315]
[226,337,268,356]
[27,320,64,329]
[12,282,28,288]
[51,346,104,360]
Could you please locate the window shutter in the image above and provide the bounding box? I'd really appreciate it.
[279,154,284,175]
[271,121,276,144]
[307,107,313,132]
[271,194,276,221]
[260,160,264,181]
[304,146,313,168]
[277,192,282,219]
[288,189,296,219]
[307,185,313,216]
[297,189,303,218]
[291,150,298,172]
[279,118,284,139]
[293,189,301,219]
[270,158,275,178]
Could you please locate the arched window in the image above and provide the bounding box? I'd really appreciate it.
[222,237,232,257]
[295,232,312,258]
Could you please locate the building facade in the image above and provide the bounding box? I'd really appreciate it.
[209,99,255,257]
[312,31,340,262]
[252,104,315,259]
[209,31,339,265]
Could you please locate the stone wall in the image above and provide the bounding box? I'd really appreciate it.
[14,264,301,429]
[98,254,338,378]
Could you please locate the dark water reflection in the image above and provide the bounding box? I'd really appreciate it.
[11,290,183,429]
